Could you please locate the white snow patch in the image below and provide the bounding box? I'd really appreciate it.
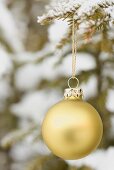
[48,20,69,45]
[11,90,61,123]
[81,76,98,99]
[106,89,114,112]
[0,80,12,100]
[0,48,13,77]
[15,52,96,91]
[0,1,24,52]
[67,147,114,170]
[10,140,50,161]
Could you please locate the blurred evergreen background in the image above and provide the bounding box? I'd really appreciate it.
[0,0,114,170]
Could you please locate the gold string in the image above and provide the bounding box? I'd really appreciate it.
[72,15,77,78]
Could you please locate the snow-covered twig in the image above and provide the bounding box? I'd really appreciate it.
[37,0,114,28]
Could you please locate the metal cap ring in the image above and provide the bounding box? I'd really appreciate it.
[68,77,79,88]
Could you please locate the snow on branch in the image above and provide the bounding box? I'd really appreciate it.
[37,0,114,27]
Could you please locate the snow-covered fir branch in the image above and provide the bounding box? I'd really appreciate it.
[37,0,114,28]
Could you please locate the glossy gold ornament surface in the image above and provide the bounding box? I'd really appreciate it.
[42,98,103,160]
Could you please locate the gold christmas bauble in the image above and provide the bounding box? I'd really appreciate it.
[42,88,103,160]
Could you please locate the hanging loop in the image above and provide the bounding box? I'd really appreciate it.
[68,77,79,89]
[67,15,79,89]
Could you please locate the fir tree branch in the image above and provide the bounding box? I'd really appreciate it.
[1,125,38,149]
[38,0,114,30]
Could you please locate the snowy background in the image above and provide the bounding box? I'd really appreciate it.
[0,0,114,170]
